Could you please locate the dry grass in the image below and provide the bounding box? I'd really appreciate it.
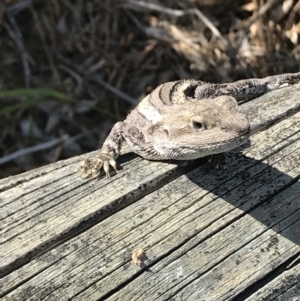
[0,0,299,178]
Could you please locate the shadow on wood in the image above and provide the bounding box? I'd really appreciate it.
[1,84,300,301]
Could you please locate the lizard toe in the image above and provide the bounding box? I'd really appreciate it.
[80,153,117,179]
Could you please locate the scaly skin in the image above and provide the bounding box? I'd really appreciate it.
[80,72,300,178]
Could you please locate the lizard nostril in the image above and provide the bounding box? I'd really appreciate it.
[163,128,170,137]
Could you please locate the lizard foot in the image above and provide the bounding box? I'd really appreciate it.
[80,153,118,179]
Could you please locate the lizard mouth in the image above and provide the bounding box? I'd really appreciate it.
[173,132,250,160]
[202,133,249,149]
[190,130,250,149]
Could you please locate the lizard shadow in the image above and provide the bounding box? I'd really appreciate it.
[182,141,300,248]
[119,138,299,249]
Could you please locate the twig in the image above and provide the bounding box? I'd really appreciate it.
[59,65,83,94]
[116,0,228,47]
[30,6,61,85]
[244,0,279,28]
[3,13,35,87]
[127,11,175,43]
[56,53,138,106]
[0,135,69,165]
[88,59,106,73]
[286,0,300,29]
[6,0,42,16]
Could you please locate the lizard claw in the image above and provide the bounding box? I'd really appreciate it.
[80,153,118,179]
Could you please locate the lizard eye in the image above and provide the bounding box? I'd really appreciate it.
[193,121,203,129]
[191,116,206,131]
[192,120,207,130]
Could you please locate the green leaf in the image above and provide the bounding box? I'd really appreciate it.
[0,88,72,116]
[0,88,71,100]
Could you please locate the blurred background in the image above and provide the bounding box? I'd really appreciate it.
[0,0,299,178]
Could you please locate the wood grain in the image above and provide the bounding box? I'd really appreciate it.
[1,84,300,300]
[1,111,300,300]
[245,255,300,301]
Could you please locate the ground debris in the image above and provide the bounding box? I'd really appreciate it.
[0,0,299,178]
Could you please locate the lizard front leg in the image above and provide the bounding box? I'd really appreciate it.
[80,121,124,178]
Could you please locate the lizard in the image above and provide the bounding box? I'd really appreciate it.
[80,72,300,178]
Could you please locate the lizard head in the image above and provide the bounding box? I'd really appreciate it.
[153,96,250,159]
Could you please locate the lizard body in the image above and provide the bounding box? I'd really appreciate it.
[80,72,300,178]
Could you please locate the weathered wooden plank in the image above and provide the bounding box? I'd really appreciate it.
[0,145,133,193]
[0,148,198,278]
[91,134,300,301]
[1,84,300,299]
[105,192,300,301]
[241,82,300,134]
[1,109,300,300]
[0,87,296,282]
[273,284,300,301]
[244,256,300,301]
[0,152,86,193]
[166,215,300,301]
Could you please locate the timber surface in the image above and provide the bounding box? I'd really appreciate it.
[1,85,300,301]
